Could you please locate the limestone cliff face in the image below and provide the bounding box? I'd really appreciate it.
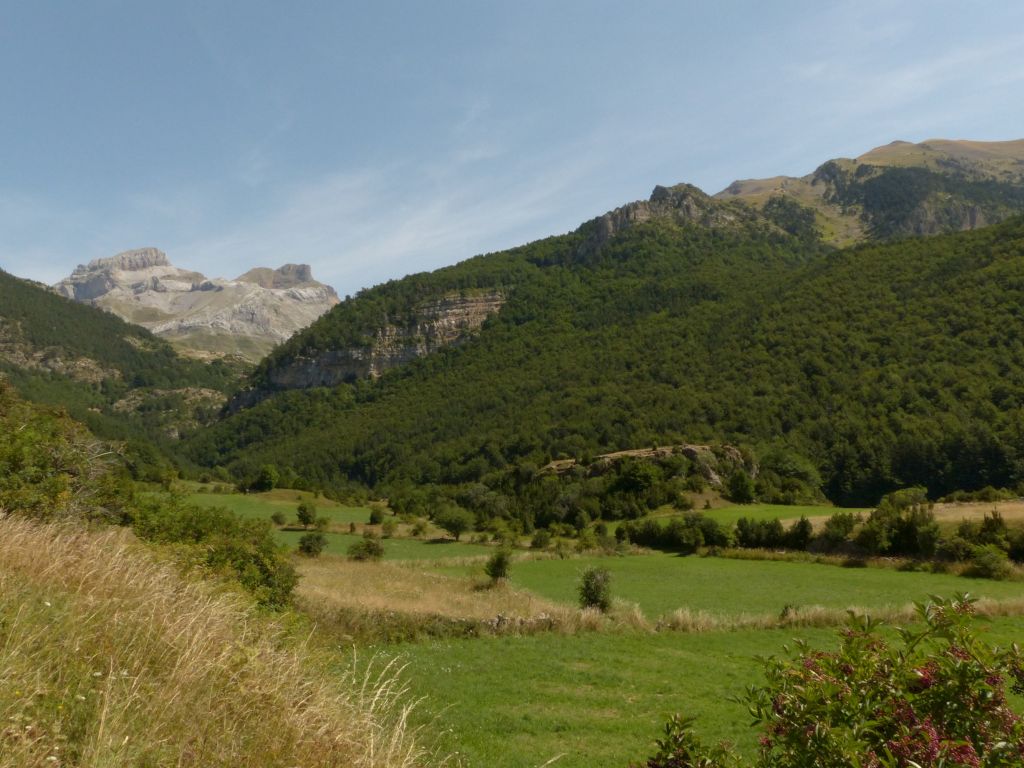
[54,249,339,361]
[261,292,505,391]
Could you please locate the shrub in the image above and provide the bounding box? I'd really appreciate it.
[820,511,858,547]
[673,494,695,511]
[726,469,755,504]
[748,596,1024,767]
[784,516,813,550]
[637,596,1024,768]
[531,529,552,549]
[937,534,975,562]
[411,519,428,538]
[578,566,611,612]
[964,544,1014,580]
[484,548,512,583]
[857,487,939,558]
[250,464,279,492]
[297,532,327,557]
[131,495,297,608]
[296,500,316,528]
[315,516,329,531]
[347,533,384,562]
[735,517,785,549]
[368,508,384,525]
[270,510,286,526]
[1009,528,1024,563]
[633,714,736,768]
[381,519,397,538]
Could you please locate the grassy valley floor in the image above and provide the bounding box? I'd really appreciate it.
[183,490,1024,767]
[391,616,1024,768]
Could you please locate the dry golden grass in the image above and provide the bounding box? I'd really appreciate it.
[0,515,432,768]
[932,500,1024,525]
[295,556,666,640]
[297,555,565,622]
[654,596,1024,634]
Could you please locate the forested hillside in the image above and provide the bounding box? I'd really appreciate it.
[186,201,1024,508]
[0,269,239,475]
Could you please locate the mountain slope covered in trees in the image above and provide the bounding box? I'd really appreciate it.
[0,268,239,474]
[186,199,1024,507]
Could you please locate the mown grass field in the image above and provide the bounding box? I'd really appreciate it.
[395,616,1024,768]
[490,553,1024,619]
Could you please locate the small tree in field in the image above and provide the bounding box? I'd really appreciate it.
[434,506,475,541]
[484,548,512,584]
[296,500,316,529]
[270,510,286,527]
[726,469,755,504]
[578,566,611,612]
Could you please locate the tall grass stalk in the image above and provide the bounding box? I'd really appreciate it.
[0,515,432,768]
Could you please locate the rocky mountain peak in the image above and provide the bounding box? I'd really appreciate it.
[54,250,339,361]
[85,247,170,272]
[236,263,316,289]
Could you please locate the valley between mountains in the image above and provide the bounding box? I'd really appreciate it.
[4,137,1024,768]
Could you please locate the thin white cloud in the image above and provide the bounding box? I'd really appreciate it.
[169,131,616,295]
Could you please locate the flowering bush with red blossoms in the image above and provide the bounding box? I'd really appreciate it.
[638,595,1024,768]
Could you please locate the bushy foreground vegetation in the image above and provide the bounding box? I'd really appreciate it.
[0,380,294,606]
[636,597,1024,768]
[0,515,428,767]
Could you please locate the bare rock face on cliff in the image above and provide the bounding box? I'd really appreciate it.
[54,249,339,361]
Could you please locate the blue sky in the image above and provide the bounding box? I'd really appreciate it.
[2,1,1023,295]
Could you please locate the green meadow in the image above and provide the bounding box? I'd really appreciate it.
[187,490,495,560]
[395,616,1024,768]
[187,489,371,525]
[497,553,1024,619]
[188,489,1024,767]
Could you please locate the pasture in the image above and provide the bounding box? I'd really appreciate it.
[187,488,1024,767]
[394,616,1024,768]
[444,551,1024,621]
[186,490,495,559]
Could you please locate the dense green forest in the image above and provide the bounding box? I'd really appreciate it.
[0,269,240,475]
[184,205,1024,511]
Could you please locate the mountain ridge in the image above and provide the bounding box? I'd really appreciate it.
[54,248,339,361]
[186,137,1024,510]
[715,138,1024,245]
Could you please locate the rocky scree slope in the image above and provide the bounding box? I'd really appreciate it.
[54,248,339,361]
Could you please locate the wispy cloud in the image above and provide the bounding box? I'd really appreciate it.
[169,133,613,294]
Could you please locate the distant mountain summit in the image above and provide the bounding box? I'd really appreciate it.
[54,248,339,361]
[715,138,1024,245]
